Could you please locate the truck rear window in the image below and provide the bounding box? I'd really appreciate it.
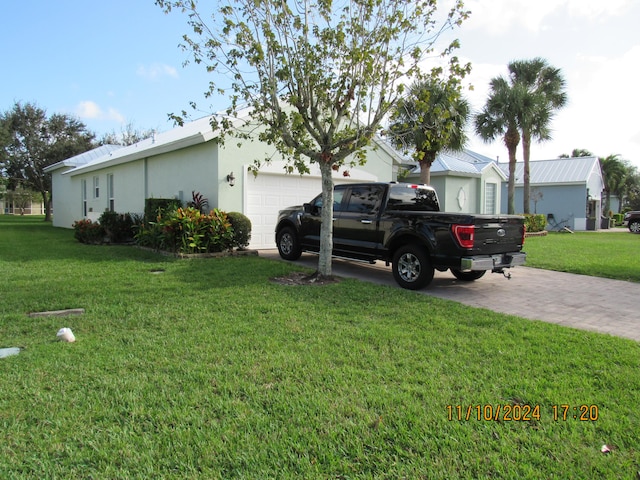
[387,184,440,211]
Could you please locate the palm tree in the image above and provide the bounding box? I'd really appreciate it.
[474,76,524,214]
[600,154,626,215]
[508,58,567,213]
[389,77,470,185]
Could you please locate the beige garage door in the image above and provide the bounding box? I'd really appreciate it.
[244,167,377,249]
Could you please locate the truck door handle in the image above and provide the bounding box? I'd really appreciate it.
[361,220,372,224]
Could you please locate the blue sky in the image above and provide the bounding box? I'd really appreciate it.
[2,0,639,167]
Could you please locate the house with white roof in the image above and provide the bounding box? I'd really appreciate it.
[403,150,507,214]
[45,114,403,249]
[498,156,605,231]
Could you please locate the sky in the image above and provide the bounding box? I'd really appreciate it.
[1,0,639,168]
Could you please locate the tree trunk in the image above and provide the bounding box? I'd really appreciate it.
[419,152,436,185]
[317,161,334,278]
[504,127,520,215]
[522,131,531,214]
[507,148,517,215]
[42,190,52,222]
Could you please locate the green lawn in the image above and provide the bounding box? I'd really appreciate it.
[1,216,639,479]
[524,230,640,282]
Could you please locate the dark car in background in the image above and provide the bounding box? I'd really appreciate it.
[623,211,640,233]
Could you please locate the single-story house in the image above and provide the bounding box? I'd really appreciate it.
[1,192,45,215]
[45,114,403,249]
[402,150,507,214]
[498,156,605,231]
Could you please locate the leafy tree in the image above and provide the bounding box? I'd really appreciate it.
[622,167,640,211]
[559,148,592,158]
[99,122,156,146]
[0,102,94,221]
[156,0,469,279]
[474,76,523,214]
[508,58,567,214]
[388,75,470,185]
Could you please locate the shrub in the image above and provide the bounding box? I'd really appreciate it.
[99,211,135,243]
[144,198,183,225]
[523,214,547,233]
[227,211,252,249]
[136,207,235,254]
[613,213,624,226]
[186,191,209,213]
[72,219,105,244]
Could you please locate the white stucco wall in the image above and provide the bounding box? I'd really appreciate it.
[145,141,219,208]
[50,165,78,228]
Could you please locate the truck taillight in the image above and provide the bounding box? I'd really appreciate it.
[452,224,474,249]
[521,224,526,245]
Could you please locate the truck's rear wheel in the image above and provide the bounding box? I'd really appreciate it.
[392,244,434,290]
[450,269,486,281]
[276,227,302,260]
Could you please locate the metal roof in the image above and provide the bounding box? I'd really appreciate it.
[65,116,220,176]
[498,156,601,185]
[44,144,123,172]
[408,149,503,178]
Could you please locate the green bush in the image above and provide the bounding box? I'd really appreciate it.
[613,213,624,226]
[135,207,235,254]
[523,214,547,233]
[99,211,135,243]
[144,198,183,225]
[72,219,105,244]
[227,211,252,249]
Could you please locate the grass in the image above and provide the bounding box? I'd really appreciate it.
[524,230,640,282]
[1,215,639,479]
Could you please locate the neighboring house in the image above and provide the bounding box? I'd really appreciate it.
[403,150,506,214]
[45,114,403,249]
[498,156,605,231]
[1,188,46,215]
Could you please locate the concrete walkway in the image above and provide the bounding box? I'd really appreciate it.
[259,250,640,342]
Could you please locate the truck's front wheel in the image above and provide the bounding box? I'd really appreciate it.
[276,226,302,260]
[629,221,640,233]
[392,244,434,290]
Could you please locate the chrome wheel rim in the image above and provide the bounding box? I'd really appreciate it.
[280,233,293,254]
[398,253,420,282]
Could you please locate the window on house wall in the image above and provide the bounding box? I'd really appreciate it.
[107,174,115,212]
[93,176,99,198]
[81,179,87,216]
[485,183,497,214]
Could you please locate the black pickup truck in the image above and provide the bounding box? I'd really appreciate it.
[275,182,526,290]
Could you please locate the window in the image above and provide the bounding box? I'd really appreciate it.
[81,179,87,216]
[345,185,383,213]
[485,183,497,214]
[93,176,100,198]
[107,174,115,212]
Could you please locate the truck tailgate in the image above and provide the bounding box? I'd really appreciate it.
[472,217,524,254]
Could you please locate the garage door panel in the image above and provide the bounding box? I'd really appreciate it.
[245,172,370,249]
[246,174,323,249]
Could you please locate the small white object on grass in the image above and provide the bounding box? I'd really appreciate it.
[57,328,76,343]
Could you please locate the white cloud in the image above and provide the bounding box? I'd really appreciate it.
[75,100,102,119]
[460,0,634,34]
[137,63,179,80]
[75,101,125,123]
[565,0,632,19]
